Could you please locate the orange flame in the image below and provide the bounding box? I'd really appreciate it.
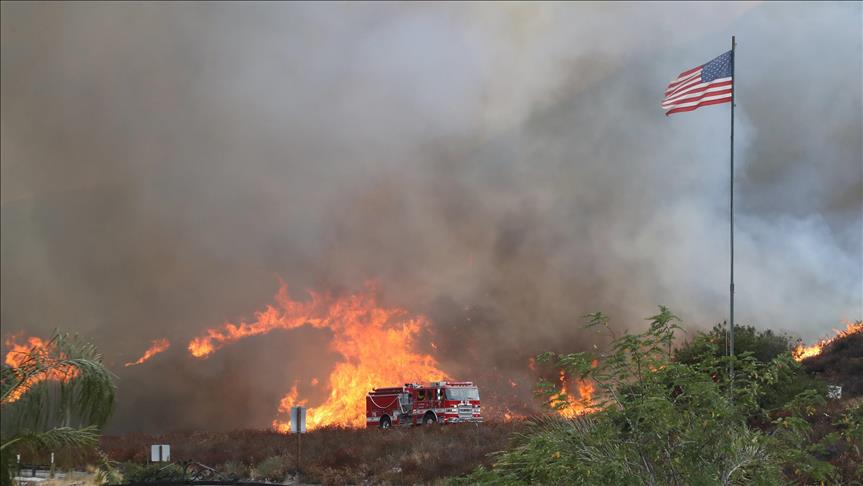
[551,370,593,418]
[124,338,170,367]
[188,282,447,430]
[272,383,308,433]
[793,321,863,362]
[503,409,526,422]
[3,335,78,404]
[552,360,597,418]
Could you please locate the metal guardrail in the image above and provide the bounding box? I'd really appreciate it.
[110,481,286,486]
[106,461,289,486]
[15,464,52,478]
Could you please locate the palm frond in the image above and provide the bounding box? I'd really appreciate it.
[1,331,116,451]
[1,426,100,453]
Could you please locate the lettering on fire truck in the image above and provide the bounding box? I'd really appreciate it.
[365,381,482,428]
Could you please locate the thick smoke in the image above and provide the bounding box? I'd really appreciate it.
[2,2,860,432]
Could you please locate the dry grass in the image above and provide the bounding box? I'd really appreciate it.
[100,421,525,485]
[14,473,103,486]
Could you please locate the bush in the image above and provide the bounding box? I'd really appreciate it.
[218,461,249,480]
[254,455,289,482]
[458,308,843,485]
[675,323,825,410]
[119,462,188,483]
[675,323,795,364]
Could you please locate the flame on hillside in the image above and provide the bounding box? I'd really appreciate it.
[187,282,447,430]
[551,359,598,418]
[551,370,595,418]
[2,335,78,404]
[503,409,527,422]
[125,338,170,367]
[273,383,309,432]
[793,321,863,362]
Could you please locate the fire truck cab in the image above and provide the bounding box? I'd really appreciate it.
[366,381,482,428]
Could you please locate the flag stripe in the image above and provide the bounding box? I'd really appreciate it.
[665,78,733,103]
[665,70,702,93]
[667,68,701,87]
[662,80,733,106]
[663,88,733,110]
[665,91,733,110]
[666,75,705,97]
[676,65,702,79]
[665,97,732,116]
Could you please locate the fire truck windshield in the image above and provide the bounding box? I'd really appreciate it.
[445,387,480,401]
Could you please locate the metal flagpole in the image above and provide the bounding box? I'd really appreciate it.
[729,35,736,389]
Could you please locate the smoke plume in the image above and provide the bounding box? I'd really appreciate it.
[2,2,860,431]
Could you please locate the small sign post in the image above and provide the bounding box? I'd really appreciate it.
[290,406,307,475]
[150,445,171,463]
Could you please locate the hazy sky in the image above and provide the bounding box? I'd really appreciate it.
[2,1,861,431]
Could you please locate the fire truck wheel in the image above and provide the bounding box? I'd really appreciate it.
[379,416,391,429]
[422,412,436,425]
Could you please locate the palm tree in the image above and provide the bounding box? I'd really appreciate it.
[1,332,116,486]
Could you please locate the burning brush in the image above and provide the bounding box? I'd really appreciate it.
[186,282,448,430]
[793,321,863,362]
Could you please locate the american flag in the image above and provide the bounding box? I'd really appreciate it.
[662,50,733,116]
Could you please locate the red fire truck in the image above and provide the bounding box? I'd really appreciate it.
[366,381,482,428]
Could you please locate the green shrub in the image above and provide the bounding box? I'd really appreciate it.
[674,323,826,410]
[458,308,837,485]
[119,462,188,483]
[254,455,289,482]
[675,323,795,364]
[218,461,249,480]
